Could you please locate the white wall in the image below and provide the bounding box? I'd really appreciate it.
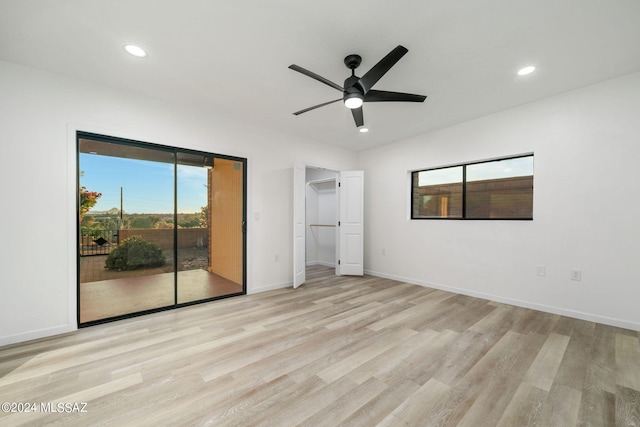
[359,72,640,330]
[0,61,357,346]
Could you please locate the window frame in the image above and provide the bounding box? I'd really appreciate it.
[411,154,534,221]
[76,131,248,327]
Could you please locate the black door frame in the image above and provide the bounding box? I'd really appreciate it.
[76,131,247,327]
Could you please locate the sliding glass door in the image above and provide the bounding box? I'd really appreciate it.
[77,133,246,325]
[176,155,244,304]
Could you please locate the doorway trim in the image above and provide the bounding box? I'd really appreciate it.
[294,162,340,287]
[293,162,364,288]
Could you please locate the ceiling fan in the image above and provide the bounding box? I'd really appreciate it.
[289,45,427,129]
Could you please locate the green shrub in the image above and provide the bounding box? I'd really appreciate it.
[105,235,165,271]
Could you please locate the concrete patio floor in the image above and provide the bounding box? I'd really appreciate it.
[79,262,242,323]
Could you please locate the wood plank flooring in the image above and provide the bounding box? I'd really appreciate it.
[1,266,639,426]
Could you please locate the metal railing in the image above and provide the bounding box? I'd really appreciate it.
[80,229,119,256]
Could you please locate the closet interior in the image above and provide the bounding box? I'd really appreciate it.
[305,167,338,274]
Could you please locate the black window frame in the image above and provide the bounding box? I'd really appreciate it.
[411,154,534,221]
[76,131,248,327]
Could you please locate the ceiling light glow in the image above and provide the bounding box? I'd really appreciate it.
[517,66,536,76]
[359,127,369,133]
[124,44,147,58]
[344,93,364,109]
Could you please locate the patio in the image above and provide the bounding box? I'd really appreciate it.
[79,250,242,323]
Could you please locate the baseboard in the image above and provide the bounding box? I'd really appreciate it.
[248,280,292,295]
[365,269,640,332]
[0,324,76,348]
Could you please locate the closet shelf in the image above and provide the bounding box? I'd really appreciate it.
[309,224,336,227]
[308,178,336,193]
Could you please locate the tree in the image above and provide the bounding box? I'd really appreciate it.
[154,220,174,229]
[130,215,161,229]
[79,186,102,222]
[196,205,209,228]
[178,215,200,228]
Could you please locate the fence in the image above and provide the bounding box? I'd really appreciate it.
[80,228,209,256]
[79,230,120,256]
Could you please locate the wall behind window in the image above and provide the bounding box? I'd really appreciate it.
[359,71,640,330]
[0,60,358,345]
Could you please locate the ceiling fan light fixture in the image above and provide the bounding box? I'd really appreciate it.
[289,45,426,128]
[124,44,147,58]
[344,93,364,109]
[359,127,369,133]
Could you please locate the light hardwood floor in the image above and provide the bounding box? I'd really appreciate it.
[1,266,639,426]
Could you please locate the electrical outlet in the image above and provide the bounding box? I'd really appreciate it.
[381,248,386,256]
[275,254,279,262]
[571,269,582,281]
[536,265,546,276]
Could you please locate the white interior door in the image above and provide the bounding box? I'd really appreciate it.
[293,163,306,288]
[338,171,364,276]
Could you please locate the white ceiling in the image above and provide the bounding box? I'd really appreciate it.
[1,1,640,151]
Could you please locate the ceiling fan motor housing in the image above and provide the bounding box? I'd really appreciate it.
[344,54,364,95]
[344,75,363,96]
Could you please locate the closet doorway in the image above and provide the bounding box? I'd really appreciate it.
[77,132,246,325]
[293,164,364,288]
[306,168,339,277]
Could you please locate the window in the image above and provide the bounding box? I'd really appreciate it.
[412,155,533,220]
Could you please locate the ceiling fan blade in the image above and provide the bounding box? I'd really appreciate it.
[289,65,344,92]
[357,45,408,93]
[293,98,342,115]
[351,107,364,128]
[364,90,426,103]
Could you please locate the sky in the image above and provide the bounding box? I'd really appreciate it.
[80,154,208,214]
[418,156,533,186]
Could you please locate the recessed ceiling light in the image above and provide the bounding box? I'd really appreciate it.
[359,127,369,133]
[517,66,536,76]
[124,44,147,58]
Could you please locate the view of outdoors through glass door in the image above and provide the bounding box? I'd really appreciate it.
[176,155,245,304]
[78,134,245,325]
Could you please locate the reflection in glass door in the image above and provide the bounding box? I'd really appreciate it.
[77,133,245,325]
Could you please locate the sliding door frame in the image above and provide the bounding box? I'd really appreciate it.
[76,131,247,327]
